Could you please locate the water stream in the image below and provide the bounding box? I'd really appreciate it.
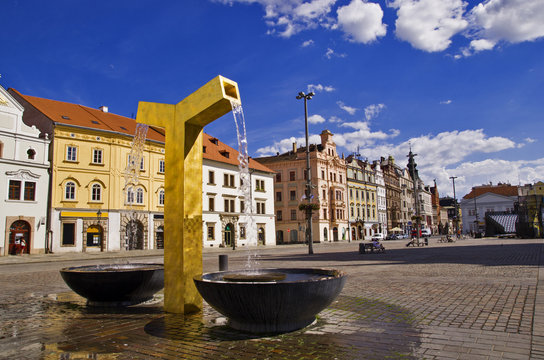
[231,101,259,270]
[124,123,149,250]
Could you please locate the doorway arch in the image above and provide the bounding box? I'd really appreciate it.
[126,220,144,250]
[86,225,103,249]
[258,226,265,245]
[333,227,339,241]
[224,223,234,247]
[9,220,31,255]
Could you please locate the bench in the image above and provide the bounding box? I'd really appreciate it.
[359,242,385,254]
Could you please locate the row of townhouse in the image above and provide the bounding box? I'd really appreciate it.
[255,130,437,244]
[1,85,275,255]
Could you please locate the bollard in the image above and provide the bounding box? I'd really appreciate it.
[424,237,429,246]
[359,243,365,254]
[219,254,228,271]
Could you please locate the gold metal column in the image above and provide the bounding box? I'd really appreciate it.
[136,76,240,313]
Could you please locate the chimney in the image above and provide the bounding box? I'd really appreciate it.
[99,106,108,113]
[292,142,297,153]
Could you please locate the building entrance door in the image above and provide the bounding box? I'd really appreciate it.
[9,220,30,255]
[224,223,234,247]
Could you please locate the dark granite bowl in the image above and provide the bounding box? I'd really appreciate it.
[60,263,164,306]
[194,268,346,333]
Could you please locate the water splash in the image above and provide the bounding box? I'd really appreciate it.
[123,123,149,250]
[231,100,259,269]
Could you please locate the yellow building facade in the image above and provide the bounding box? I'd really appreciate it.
[10,89,165,253]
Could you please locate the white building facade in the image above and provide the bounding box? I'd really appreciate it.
[372,161,388,235]
[0,86,50,255]
[202,135,275,248]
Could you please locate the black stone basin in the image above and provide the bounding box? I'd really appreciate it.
[194,268,346,333]
[60,263,164,306]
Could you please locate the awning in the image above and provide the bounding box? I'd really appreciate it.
[391,227,402,232]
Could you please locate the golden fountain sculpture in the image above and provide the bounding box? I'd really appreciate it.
[136,76,240,313]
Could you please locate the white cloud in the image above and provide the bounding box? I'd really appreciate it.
[470,38,496,51]
[440,99,452,104]
[364,103,385,120]
[214,0,337,38]
[329,115,343,123]
[525,137,536,143]
[336,0,387,43]
[337,101,358,115]
[308,114,326,124]
[325,47,347,59]
[388,0,468,52]
[469,0,544,47]
[307,83,335,93]
[301,39,315,47]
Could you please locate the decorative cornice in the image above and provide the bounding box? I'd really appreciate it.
[5,169,41,180]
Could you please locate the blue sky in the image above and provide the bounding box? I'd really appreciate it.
[1,0,543,198]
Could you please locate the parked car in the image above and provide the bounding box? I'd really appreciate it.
[371,233,384,241]
[421,228,432,236]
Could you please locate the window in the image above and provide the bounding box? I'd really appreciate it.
[276,191,282,202]
[257,201,266,215]
[277,210,282,221]
[323,208,327,219]
[92,149,103,164]
[209,197,215,211]
[91,184,101,202]
[289,171,295,181]
[127,188,134,204]
[224,199,235,212]
[8,180,21,200]
[27,148,36,160]
[23,182,35,201]
[136,188,144,204]
[356,190,359,200]
[322,189,326,200]
[208,170,215,184]
[339,175,342,183]
[239,225,246,239]
[290,190,296,201]
[255,179,265,191]
[240,200,245,213]
[333,173,337,182]
[351,207,354,217]
[207,224,215,240]
[321,170,325,179]
[159,160,165,173]
[62,223,76,246]
[350,189,353,199]
[291,209,297,220]
[66,146,77,161]
[224,173,235,187]
[65,182,76,200]
[276,172,282,182]
[159,190,165,206]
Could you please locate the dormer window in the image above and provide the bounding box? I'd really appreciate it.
[210,138,218,145]
[61,115,70,120]
[220,150,229,158]
[27,149,36,160]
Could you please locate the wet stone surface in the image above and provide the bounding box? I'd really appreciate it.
[0,238,543,359]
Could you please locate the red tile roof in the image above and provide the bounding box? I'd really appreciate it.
[12,89,273,173]
[10,89,165,143]
[463,184,518,199]
[203,133,274,173]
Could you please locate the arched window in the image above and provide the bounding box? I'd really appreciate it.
[126,188,134,204]
[136,188,144,204]
[27,148,36,160]
[65,182,76,200]
[159,189,165,206]
[91,184,102,202]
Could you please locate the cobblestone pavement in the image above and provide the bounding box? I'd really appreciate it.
[0,237,543,359]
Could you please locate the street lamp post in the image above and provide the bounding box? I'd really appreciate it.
[96,209,103,252]
[450,176,459,237]
[296,91,315,255]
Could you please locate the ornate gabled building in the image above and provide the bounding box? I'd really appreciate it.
[1,86,50,255]
[380,156,402,231]
[255,130,348,243]
[372,160,388,235]
[346,155,378,240]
